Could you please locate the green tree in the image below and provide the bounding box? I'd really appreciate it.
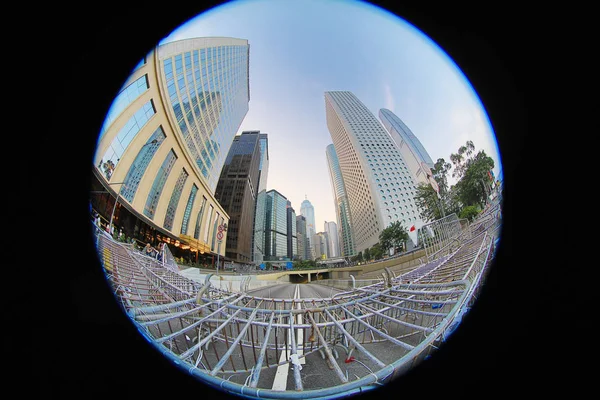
[415,182,443,222]
[379,221,409,254]
[370,243,384,260]
[459,205,480,222]
[450,140,475,179]
[415,158,456,222]
[363,247,371,261]
[432,158,452,198]
[355,251,363,263]
[454,150,495,208]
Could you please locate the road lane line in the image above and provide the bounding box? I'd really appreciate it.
[271,284,300,391]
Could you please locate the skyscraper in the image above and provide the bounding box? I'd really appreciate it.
[286,201,298,260]
[326,144,356,257]
[379,108,434,185]
[324,221,340,258]
[92,37,250,261]
[264,189,289,261]
[300,197,316,259]
[154,37,250,192]
[324,91,424,249]
[250,131,269,264]
[214,131,261,264]
[312,232,328,260]
[296,215,308,260]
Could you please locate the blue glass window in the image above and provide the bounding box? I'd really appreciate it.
[121,126,166,202]
[163,168,189,231]
[144,149,177,219]
[99,75,149,138]
[204,205,214,243]
[99,100,155,181]
[181,184,198,235]
[193,196,207,240]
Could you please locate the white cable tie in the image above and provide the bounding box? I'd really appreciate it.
[290,353,303,370]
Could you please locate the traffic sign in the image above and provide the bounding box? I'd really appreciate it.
[217,231,224,240]
[218,224,224,232]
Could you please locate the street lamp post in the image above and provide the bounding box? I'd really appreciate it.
[215,223,227,275]
[108,181,126,236]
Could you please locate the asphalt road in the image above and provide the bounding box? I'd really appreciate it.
[246,282,345,299]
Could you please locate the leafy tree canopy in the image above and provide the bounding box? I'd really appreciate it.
[454,149,495,208]
[379,221,409,252]
[459,205,480,222]
[370,243,384,260]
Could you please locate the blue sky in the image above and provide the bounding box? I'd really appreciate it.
[159,0,502,228]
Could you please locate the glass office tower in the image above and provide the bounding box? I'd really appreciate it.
[92,37,250,259]
[156,37,250,191]
[264,189,289,260]
[251,132,269,264]
[300,198,316,259]
[325,91,423,250]
[379,108,434,185]
[326,144,356,257]
[214,131,261,264]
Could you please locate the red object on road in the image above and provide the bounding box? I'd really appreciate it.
[410,225,415,232]
[345,356,356,363]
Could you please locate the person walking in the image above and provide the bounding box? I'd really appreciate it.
[144,243,156,258]
[156,242,164,262]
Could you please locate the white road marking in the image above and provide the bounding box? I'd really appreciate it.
[271,284,304,390]
[296,287,305,364]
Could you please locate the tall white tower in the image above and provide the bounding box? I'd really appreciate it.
[324,91,423,250]
[300,197,316,259]
[324,221,340,258]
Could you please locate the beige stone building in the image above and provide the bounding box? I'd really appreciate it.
[91,37,250,262]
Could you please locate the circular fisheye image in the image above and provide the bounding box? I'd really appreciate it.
[89,0,503,398]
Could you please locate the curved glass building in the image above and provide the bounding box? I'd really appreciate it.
[379,108,434,185]
[325,91,423,250]
[92,37,250,261]
[326,144,356,257]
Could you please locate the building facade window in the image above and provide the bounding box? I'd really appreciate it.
[99,74,149,139]
[143,149,177,219]
[121,126,166,202]
[100,100,156,181]
[181,184,198,235]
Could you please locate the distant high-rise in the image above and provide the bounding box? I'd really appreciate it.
[249,131,269,264]
[296,215,308,260]
[300,197,316,259]
[265,189,290,261]
[312,232,328,260]
[326,144,356,257]
[379,108,434,185]
[324,221,340,258]
[325,91,424,249]
[286,201,298,260]
[214,131,261,264]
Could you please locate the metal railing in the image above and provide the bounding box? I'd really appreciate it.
[91,203,501,398]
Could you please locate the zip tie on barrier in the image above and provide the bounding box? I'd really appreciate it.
[290,353,303,370]
[244,367,255,386]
